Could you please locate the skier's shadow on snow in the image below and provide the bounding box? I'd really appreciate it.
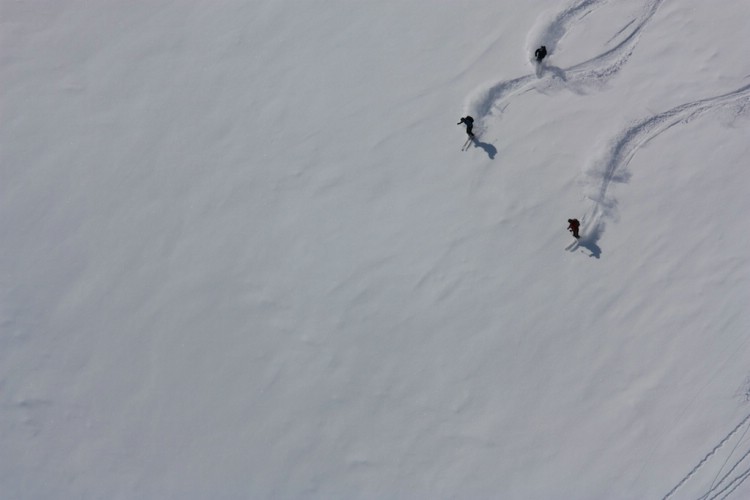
[470,138,497,159]
[578,223,603,259]
[578,237,602,259]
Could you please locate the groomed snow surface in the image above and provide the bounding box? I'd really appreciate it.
[2,0,750,498]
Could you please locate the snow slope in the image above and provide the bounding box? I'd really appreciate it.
[2,0,750,498]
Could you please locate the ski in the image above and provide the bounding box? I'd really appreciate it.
[565,239,580,251]
[461,136,473,151]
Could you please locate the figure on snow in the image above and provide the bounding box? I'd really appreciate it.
[457,116,475,138]
[568,218,580,239]
[534,45,547,62]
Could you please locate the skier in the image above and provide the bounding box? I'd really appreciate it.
[567,218,580,239]
[534,45,547,62]
[457,116,475,138]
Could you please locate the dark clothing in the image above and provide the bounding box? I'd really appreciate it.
[568,219,580,239]
[458,116,475,137]
[535,45,547,62]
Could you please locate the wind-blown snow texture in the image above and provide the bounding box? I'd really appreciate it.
[2,1,750,498]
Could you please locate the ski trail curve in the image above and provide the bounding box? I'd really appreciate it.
[466,0,664,123]
[467,0,609,119]
[579,83,750,254]
[563,0,664,84]
[528,0,610,56]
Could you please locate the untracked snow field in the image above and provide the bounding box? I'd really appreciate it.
[2,1,750,498]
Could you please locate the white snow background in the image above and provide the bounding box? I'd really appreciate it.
[2,0,750,498]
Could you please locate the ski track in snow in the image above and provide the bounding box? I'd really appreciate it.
[461,0,750,261]
[578,83,750,256]
[662,412,750,500]
[466,0,664,122]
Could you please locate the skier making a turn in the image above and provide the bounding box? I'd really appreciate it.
[457,116,475,138]
[568,218,580,239]
[534,45,547,62]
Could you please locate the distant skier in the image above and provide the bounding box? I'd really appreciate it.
[534,45,547,62]
[567,218,580,239]
[457,116,475,138]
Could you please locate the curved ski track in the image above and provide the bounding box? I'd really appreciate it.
[459,0,750,497]
[579,82,750,253]
[467,0,664,121]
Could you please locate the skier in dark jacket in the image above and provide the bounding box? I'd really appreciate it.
[535,45,547,62]
[457,116,475,138]
[568,218,580,239]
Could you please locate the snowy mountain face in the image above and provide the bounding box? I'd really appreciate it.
[2,1,750,498]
